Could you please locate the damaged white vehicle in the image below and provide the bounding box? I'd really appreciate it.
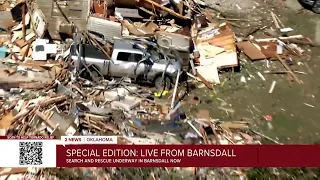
[69,39,183,89]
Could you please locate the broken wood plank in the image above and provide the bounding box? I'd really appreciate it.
[35,110,57,128]
[271,12,280,29]
[245,26,267,37]
[203,11,218,24]
[304,62,313,74]
[85,32,111,60]
[137,0,188,19]
[22,3,26,41]
[250,129,282,144]
[187,72,201,81]
[138,7,156,16]
[187,121,203,138]
[189,59,196,75]
[21,42,31,62]
[178,2,183,15]
[196,71,213,89]
[255,35,304,42]
[274,13,285,28]
[287,39,317,46]
[39,96,67,108]
[276,54,302,84]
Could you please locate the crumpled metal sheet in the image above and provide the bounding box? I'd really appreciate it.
[87,16,122,43]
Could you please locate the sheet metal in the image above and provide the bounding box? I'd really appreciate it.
[87,16,122,43]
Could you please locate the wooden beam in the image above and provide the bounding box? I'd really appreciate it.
[85,32,111,60]
[138,7,156,16]
[21,43,31,62]
[177,1,183,15]
[196,71,213,89]
[276,54,302,84]
[22,3,26,41]
[137,0,188,19]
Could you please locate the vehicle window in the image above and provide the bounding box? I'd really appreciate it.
[149,49,164,61]
[35,45,44,52]
[117,52,131,61]
[133,54,142,61]
[117,52,142,62]
[82,45,108,60]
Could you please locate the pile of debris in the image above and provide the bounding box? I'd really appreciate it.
[0,0,315,88]
[0,0,316,178]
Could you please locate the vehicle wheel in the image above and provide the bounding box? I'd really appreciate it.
[154,75,172,90]
[81,67,100,81]
[312,7,320,14]
[91,71,99,80]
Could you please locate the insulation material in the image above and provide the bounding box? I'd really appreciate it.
[200,51,238,69]
[198,42,225,59]
[197,24,238,68]
[195,63,220,84]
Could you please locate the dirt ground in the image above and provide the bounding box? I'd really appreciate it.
[184,0,320,144]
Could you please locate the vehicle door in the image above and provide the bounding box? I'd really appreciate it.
[110,52,144,78]
[81,45,109,75]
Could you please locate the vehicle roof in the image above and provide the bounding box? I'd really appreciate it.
[113,40,143,54]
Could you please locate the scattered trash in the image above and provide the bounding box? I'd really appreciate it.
[268,81,277,93]
[240,76,247,83]
[257,72,266,81]
[267,122,273,130]
[263,115,273,121]
[304,103,316,108]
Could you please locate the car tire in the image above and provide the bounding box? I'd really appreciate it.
[312,7,320,14]
[81,67,100,81]
[154,75,172,90]
[91,70,99,79]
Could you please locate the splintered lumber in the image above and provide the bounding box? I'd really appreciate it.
[196,71,213,89]
[255,35,304,42]
[271,12,280,29]
[137,0,188,20]
[276,54,302,84]
[250,129,282,144]
[40,96,67,107]
[22,4,26,40]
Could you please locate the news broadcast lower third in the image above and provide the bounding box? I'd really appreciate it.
[1,135,320,178]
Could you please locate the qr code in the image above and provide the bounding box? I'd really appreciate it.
[19,142,43,165]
